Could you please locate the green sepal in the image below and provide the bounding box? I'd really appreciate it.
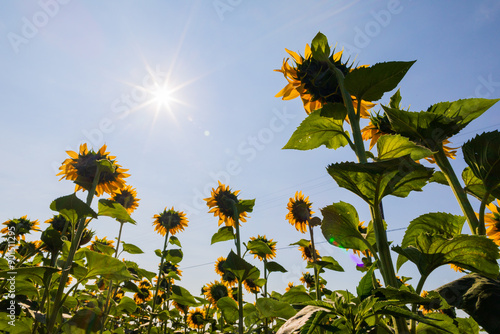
[393,234,499,278]
[310,31,330,62]
[462,130,500,198]
[50,193,97,225]
[327,156,433,206]
[98,199,136,224]
[344,61,415,102]
[397,212,465,270]
[283,109,349,150]
[211,226,235,245]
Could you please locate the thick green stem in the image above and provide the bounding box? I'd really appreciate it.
[478,190,491,236]
[46,168,101,333]
[410,275,428,334]
[434,146,479,234]
[233,214,244,334]
[147,228,170,334]
[308,225,321,301]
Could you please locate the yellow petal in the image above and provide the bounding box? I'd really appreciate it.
[285,48,302,64]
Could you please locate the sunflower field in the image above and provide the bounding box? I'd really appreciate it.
[2,32,500,334]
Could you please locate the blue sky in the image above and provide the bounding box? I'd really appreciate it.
[1,0,500,300]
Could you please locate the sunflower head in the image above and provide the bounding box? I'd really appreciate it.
[172,301,189,315]
[249,235,277,261]
[485,200,500,246]
[1,216,40,240]
[299,243,320,262]
[79,229,95,247]
[187,308,206,329]
[134,280,153,304]
[300,272,316,289]
[243,278,261,294]
[110,185,140,214]
[16,240,42,257]
[89,236,115,253]
[285,282,296,292]
[153,207,188,236]
[205,181,248,227]
[286,191,314,233]
[57,143,129,197]
[113,288,125,302]
[161,261,182,277]
[45,215,70,233]
[204,281,232,305]
[214,257,237,287]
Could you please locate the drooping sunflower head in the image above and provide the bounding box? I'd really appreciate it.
[299,243,320,262]
[134,279,153,304]
[45,215,70,234]
[1,216,40,240]
[286,191,314,233]
[110,185,140,214]
[214,257,237,287]
[485,199,500,246]
[153,207,188,236]
[300,272,316,288]
[187,308,206,329]
[172,300,189,315]
[16,240,43,257]
[243,278,261,294]
[161,261,182,277]
[57,143,129,197]
[205,181,248,227]
[361,112,394,149]
[249,235,277,261]
[89,236,115,253]
[78,228,95,247]
[204,280,232,306]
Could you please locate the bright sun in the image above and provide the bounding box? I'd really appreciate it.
[150,85,173,110]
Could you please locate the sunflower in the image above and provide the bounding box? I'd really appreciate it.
[154,290,166,305]
[152,207,188,236]
[113,288,125,302]
[161,261,182,277]
[204,281,232,305]
[419,290,433,315]
[134,280,153,304]
[349,222,372,257]
[172,301,189,315]
[1,216,40,240]
[449,263,465,273]
[214,257,237,287]
[110,185,140,214]
[361,113,457,163]
[300,272,316,289]
[285,282,296,292]
[16,240,43,257]
[243,278,261,294]
[45,214,70,234]
[205,181,248,227]
[89,236,114,253]
[186,308,205,330]
[249,235,277,261]
[299,243,320,262]
[57,143,129,197]
[286,191,314,233]
[484,200,500,246]
[275,44,375,117]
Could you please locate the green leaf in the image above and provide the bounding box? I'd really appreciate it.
[344,61,415,102]
[98,199,136,224]
[397,212,466,270]
[376,134,434,161]
[169,235,182,247]
[50,193,97,224]
[170,285,197,306]
[0,313,33,334]
[116,296,137,314]
[217,297,239,324]
[319,103,347,120]
[121,242,144,254]
[283,109,349,150]
[211,226,235,245]
[314,256,344,272]
[462,130,500,198]
[266,261,287,273]
[0,266,60,286]
[310,32,330,62]
[356,264,376,301]
[247,239,273,258]
[321,202,370,253]
[389,89,402,109]
[327,156,433,206]
[430,171,449,186]
[393,234,500,278]
[78,248,134,281]
[416,313,460,334]
[281,285,314,304]
[256,298,297,319]
[165,249,183,264]
[223,250,260,282]
[462,167,495,202]
[65,307,103,332]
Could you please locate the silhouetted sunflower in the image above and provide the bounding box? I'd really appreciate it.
[152,207,188,236]
[205,181,248,227]
[1,216,40,240]
[89,236,114,253]
[57,143,129,196]
[299,243,320,262]
[110,185,140,214]
[286,191,314,233]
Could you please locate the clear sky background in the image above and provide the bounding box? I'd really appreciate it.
[1,0,500,301]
